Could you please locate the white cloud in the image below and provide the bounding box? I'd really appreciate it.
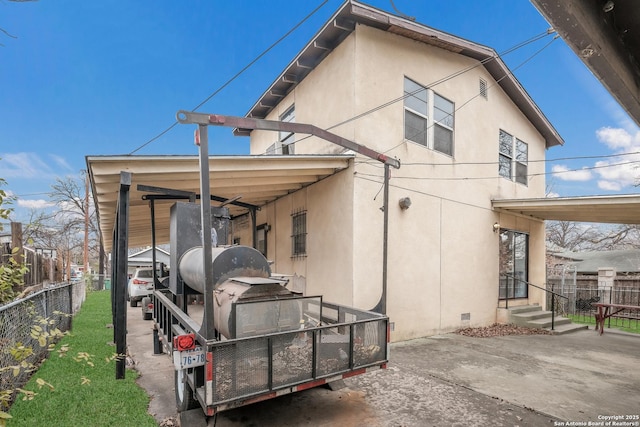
[592,127,640,192]
[1,152,74,180]
[50,154,74,172]
[595,127,639,151]
[551,165,593,181]
[1,152,54,179]
[597,180,622,191]
[17,199,55,209]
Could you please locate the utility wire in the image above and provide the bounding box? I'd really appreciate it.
[128,0,329,155]
[287,27,555,149]
[355,159,640,182]
[374,33,560,157]
[327,29,554,132]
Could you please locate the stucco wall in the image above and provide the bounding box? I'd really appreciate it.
[243,24,551,341]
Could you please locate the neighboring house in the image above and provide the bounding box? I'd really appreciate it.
[229,0,562,341]
[127,246,170,277]
[550,249,640,275]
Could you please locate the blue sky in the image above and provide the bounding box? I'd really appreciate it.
[1,0,639,223]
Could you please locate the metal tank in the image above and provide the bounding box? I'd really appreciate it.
[178,245,302,339]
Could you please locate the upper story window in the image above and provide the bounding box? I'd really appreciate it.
[280,106,295,155]
[404,77,454,156]
[499,129,528,185]
[266,105,295,155]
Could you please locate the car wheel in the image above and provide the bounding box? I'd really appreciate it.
[130,299,137,308]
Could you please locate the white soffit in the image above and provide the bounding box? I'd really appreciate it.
[86,155,353,251]
[493,194,640,224]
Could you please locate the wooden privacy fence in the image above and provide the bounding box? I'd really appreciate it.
[1,220,62,288]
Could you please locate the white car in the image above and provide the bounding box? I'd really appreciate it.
[127,268,154,307]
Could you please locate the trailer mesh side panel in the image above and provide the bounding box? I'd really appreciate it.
[353,320,386,367]
[201,301,388,406]
[213,339,269,402]
[271,332,313,387]
[316,327,349,376]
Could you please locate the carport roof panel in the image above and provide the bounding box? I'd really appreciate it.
[492,194,640,224]
[86,154,353,251]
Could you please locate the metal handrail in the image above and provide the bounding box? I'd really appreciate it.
[500,274,568,330]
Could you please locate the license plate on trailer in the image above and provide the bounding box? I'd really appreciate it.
[173,346,206,370]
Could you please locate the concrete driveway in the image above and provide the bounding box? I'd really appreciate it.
[126,303,640,426]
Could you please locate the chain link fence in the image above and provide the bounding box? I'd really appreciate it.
[0,282,86,410]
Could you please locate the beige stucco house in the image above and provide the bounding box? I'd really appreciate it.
[227,1,562,341]
[87,1,640,343]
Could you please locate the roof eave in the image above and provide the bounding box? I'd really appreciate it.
[243,0,564,148]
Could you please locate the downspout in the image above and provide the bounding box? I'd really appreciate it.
[372,164,390,315]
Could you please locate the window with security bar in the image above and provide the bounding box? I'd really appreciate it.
[291,210,306,258]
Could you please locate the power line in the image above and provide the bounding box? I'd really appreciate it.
[331,30,554,134]
[355,173,495,213]
[375,33,559,156]
[355,149,640,167]
[128,0,329,155]
[288,27,556,150]
[354,158,640,182]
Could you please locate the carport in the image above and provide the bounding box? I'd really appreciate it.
[86,153,354,378]
[86,154,354,251]
[493,194,640,224]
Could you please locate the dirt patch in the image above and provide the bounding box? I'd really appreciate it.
[455,323,552,338]
[159,417,177,427]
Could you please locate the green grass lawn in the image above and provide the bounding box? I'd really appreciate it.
[7,290,157,427]
[569,314,640,334]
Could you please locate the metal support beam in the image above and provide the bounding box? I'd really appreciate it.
[176,110,401,317]
[114,171,131,379]
[176,111,401,169]
[372,164,390,315]
[195,125,216,340]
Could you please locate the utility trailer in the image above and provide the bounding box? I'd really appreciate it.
[147,201,389,417]
[137,111,398,419]
[152,282,388,415]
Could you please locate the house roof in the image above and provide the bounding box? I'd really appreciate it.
[531,0,640,128]
[129,246,170,259]
[86,154,353,252]
[242,0,564,148]
[553,249,640,274]
[493,194,640,224]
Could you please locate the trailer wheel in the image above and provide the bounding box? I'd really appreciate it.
[141,297,152,320]
[175,369,198,412]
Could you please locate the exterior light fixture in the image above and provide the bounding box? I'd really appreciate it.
[399,197,412,210]
[493,222,500,233]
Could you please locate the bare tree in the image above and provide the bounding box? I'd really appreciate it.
[23,173,101,278]
[546,221,640,251]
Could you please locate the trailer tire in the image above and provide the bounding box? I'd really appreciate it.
[141,297,152,320]
[175,369,198,412]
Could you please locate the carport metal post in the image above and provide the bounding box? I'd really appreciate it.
[114,171,131,379]
[195,123,216,340]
